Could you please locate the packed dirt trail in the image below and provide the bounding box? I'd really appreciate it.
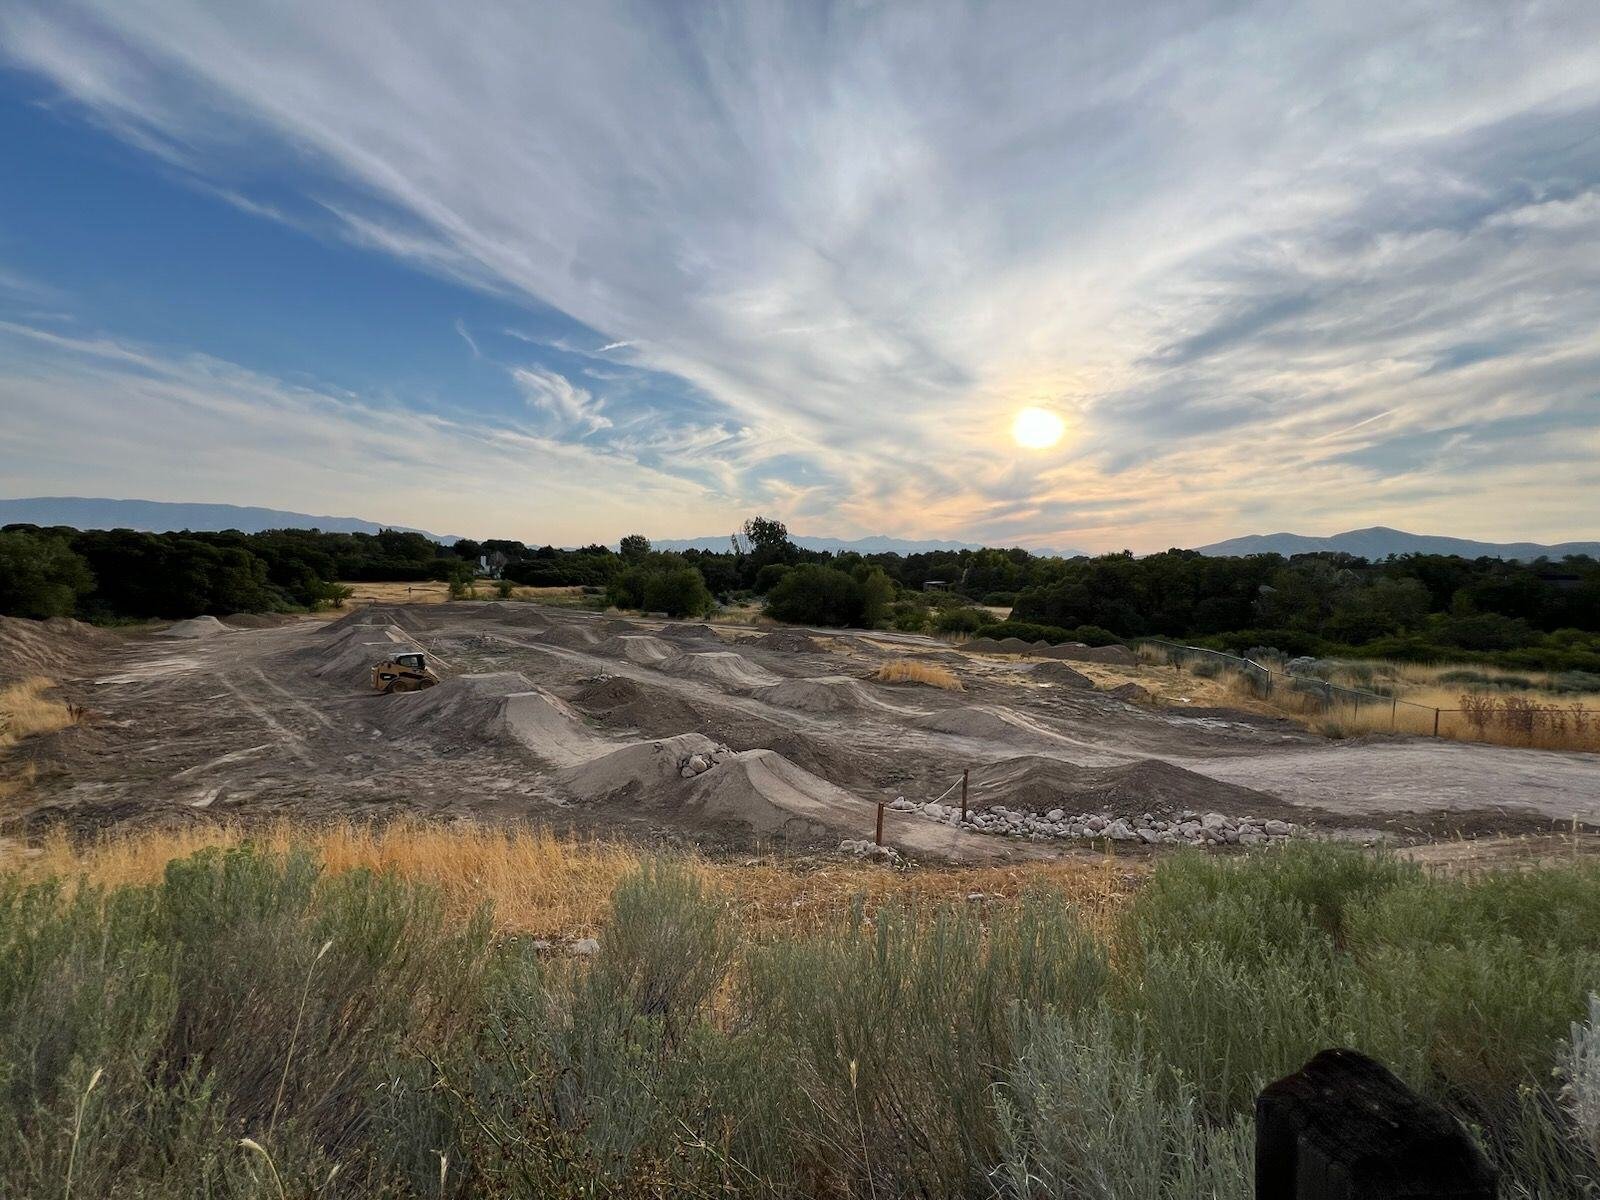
[7,602,1597,856]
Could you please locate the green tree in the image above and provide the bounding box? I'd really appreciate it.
[0,530,94,618]
[619,533,652,561]
[858,565,895,626]
[641,566,715,618]
[742,515,791,552]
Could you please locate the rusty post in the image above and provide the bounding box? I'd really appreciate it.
[960,768,969,822]
[875,801,885,846]
[1391,697,1397,731]
[1433,708,1440,738]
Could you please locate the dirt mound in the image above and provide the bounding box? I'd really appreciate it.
[1038,643,1137,665]
[556,733,859,843]
[323,605,429,634]
[658,622,721,643]
[568,674,709,736]
[556,732,720,800]
[222,612,297,629]
[911,704,1067,744]
[159,615,230,639]
[493,603,552,625]
[606,634,675,665]
[0,615,117,684]
[1031,661,1095,688]
[378,671,538,736]
[962,638,1004,654]
[541,623,606,650]
[684,750,850,840]
[753,676,895,714]
[311,628,428,683]
[971,755,1278,816]
[661,651,781,690]
[378,672,600,764]
[753,629,823,653]
[1106,682,1154,704]
[571,675,647,709]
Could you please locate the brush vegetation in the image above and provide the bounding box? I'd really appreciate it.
[2,831,1598,1198]
[873,658,965,690]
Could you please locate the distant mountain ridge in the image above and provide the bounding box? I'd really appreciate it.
[1196,526,1599,562]
[651,533,1091,558]
[0,497,455,542]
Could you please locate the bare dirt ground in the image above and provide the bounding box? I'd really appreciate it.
[6,601,1598,860]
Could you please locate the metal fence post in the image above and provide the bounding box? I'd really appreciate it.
[874,802,885,846]
[1433,708,1440,738]
[960,769,969,822]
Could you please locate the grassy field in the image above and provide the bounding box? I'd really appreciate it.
[2,826,1597,1198]
[1139,643,1600,751]
[332,581,600,611]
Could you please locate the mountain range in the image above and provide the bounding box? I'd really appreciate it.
[0,497,455,542]
[3,499,1593,563]
[1195,526,1599,562]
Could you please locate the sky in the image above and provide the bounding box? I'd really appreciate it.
[1,1,1598,552]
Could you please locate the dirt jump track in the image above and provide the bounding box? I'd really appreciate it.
[6,602,1598,858]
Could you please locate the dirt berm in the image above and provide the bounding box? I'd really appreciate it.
[911,704,1075,746]
[377,671,602,765]
[0,615,118,684]
[969,755,1289,818]
[324,605,429,635]
[1029,661,1095,688]
[308,626,430,684]
[660,651,782,689]
[557,732,1009,854]
[751,676,917,714]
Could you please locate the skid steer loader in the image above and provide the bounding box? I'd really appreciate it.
[371,651,440,694]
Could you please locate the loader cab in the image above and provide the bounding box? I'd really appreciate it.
[393,652,427,671]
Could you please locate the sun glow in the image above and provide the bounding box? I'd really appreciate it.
[1011,406,1065,450]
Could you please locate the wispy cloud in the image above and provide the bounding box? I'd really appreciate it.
[453,318,480,359]
[0,320,736,543]
[510,364,611,434]
[2,2,1599,546]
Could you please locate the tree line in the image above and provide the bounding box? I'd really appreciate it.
[3,517,1596,670]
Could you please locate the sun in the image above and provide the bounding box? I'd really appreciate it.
[1011,406,1065,450]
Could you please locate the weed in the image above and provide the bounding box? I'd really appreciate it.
[873,659,964,690]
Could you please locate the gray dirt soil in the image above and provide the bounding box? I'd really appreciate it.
[8,602,1599,858]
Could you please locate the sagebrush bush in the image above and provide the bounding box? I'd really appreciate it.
[2,840,1597,1197]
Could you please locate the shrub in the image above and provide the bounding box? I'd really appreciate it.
[933,607,986,634]
[753,563,791,594]
[641,566,715,618]
[873,659,963,690]
[980,592,1018,607]
[972,620,1125,647]
[765,564,866,627]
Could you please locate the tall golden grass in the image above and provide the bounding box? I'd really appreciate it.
[5,819,1132,937]
[0,676,78,801]
[873,658,964,690]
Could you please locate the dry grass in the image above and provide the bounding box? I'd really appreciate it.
[0,677,78,802]
[3,819,1134,937]
[322,580,595,617]
[1140,644,1600,751]
[874,658,965,690]
[0,676,77,748]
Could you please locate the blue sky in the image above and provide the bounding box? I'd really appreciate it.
[2,1,1598,550]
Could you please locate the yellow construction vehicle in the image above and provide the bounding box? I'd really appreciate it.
[371,651,440,694]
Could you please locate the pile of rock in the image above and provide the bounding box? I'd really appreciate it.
[678,745,735,778]
[838,838,902,864]
[889,795,1296,846]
